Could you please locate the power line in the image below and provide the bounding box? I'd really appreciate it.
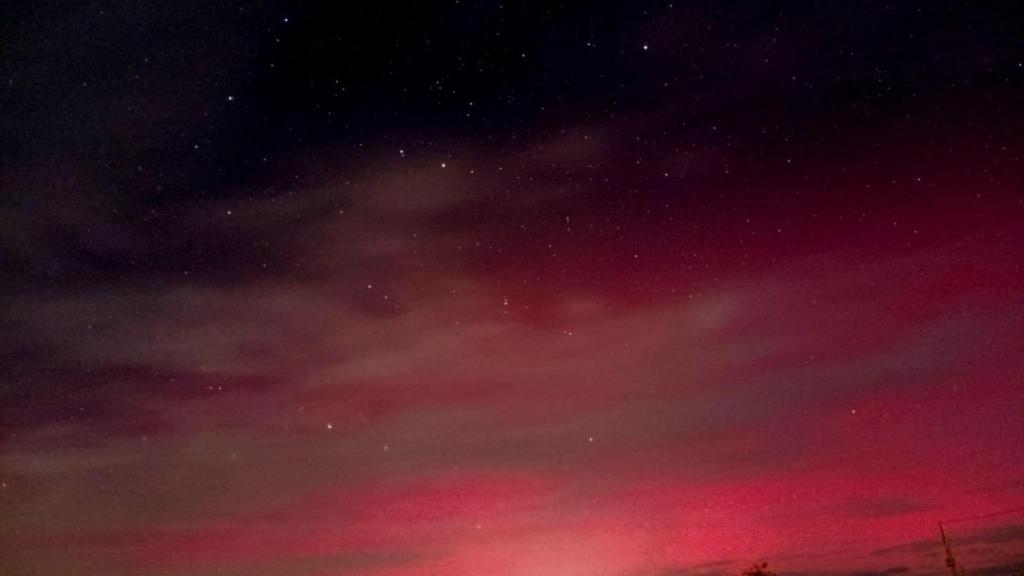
[941,506,1024,524]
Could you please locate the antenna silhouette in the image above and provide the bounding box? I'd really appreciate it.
[937,505,1024,576]
[939,522,967,576]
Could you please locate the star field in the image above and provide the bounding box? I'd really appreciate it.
[1,2,1024,576]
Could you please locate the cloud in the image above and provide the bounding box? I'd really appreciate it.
[3,118,1024,576]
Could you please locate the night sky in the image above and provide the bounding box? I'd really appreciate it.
[2,2,1023,575]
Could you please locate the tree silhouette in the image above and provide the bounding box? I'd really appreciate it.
[741,562,777,576]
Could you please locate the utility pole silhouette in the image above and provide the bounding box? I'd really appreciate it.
[937,506,1024,576]
[940,522,967,576]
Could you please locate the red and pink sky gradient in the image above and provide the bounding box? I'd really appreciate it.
[1,3,1023,575]
[4,117,1023,575]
